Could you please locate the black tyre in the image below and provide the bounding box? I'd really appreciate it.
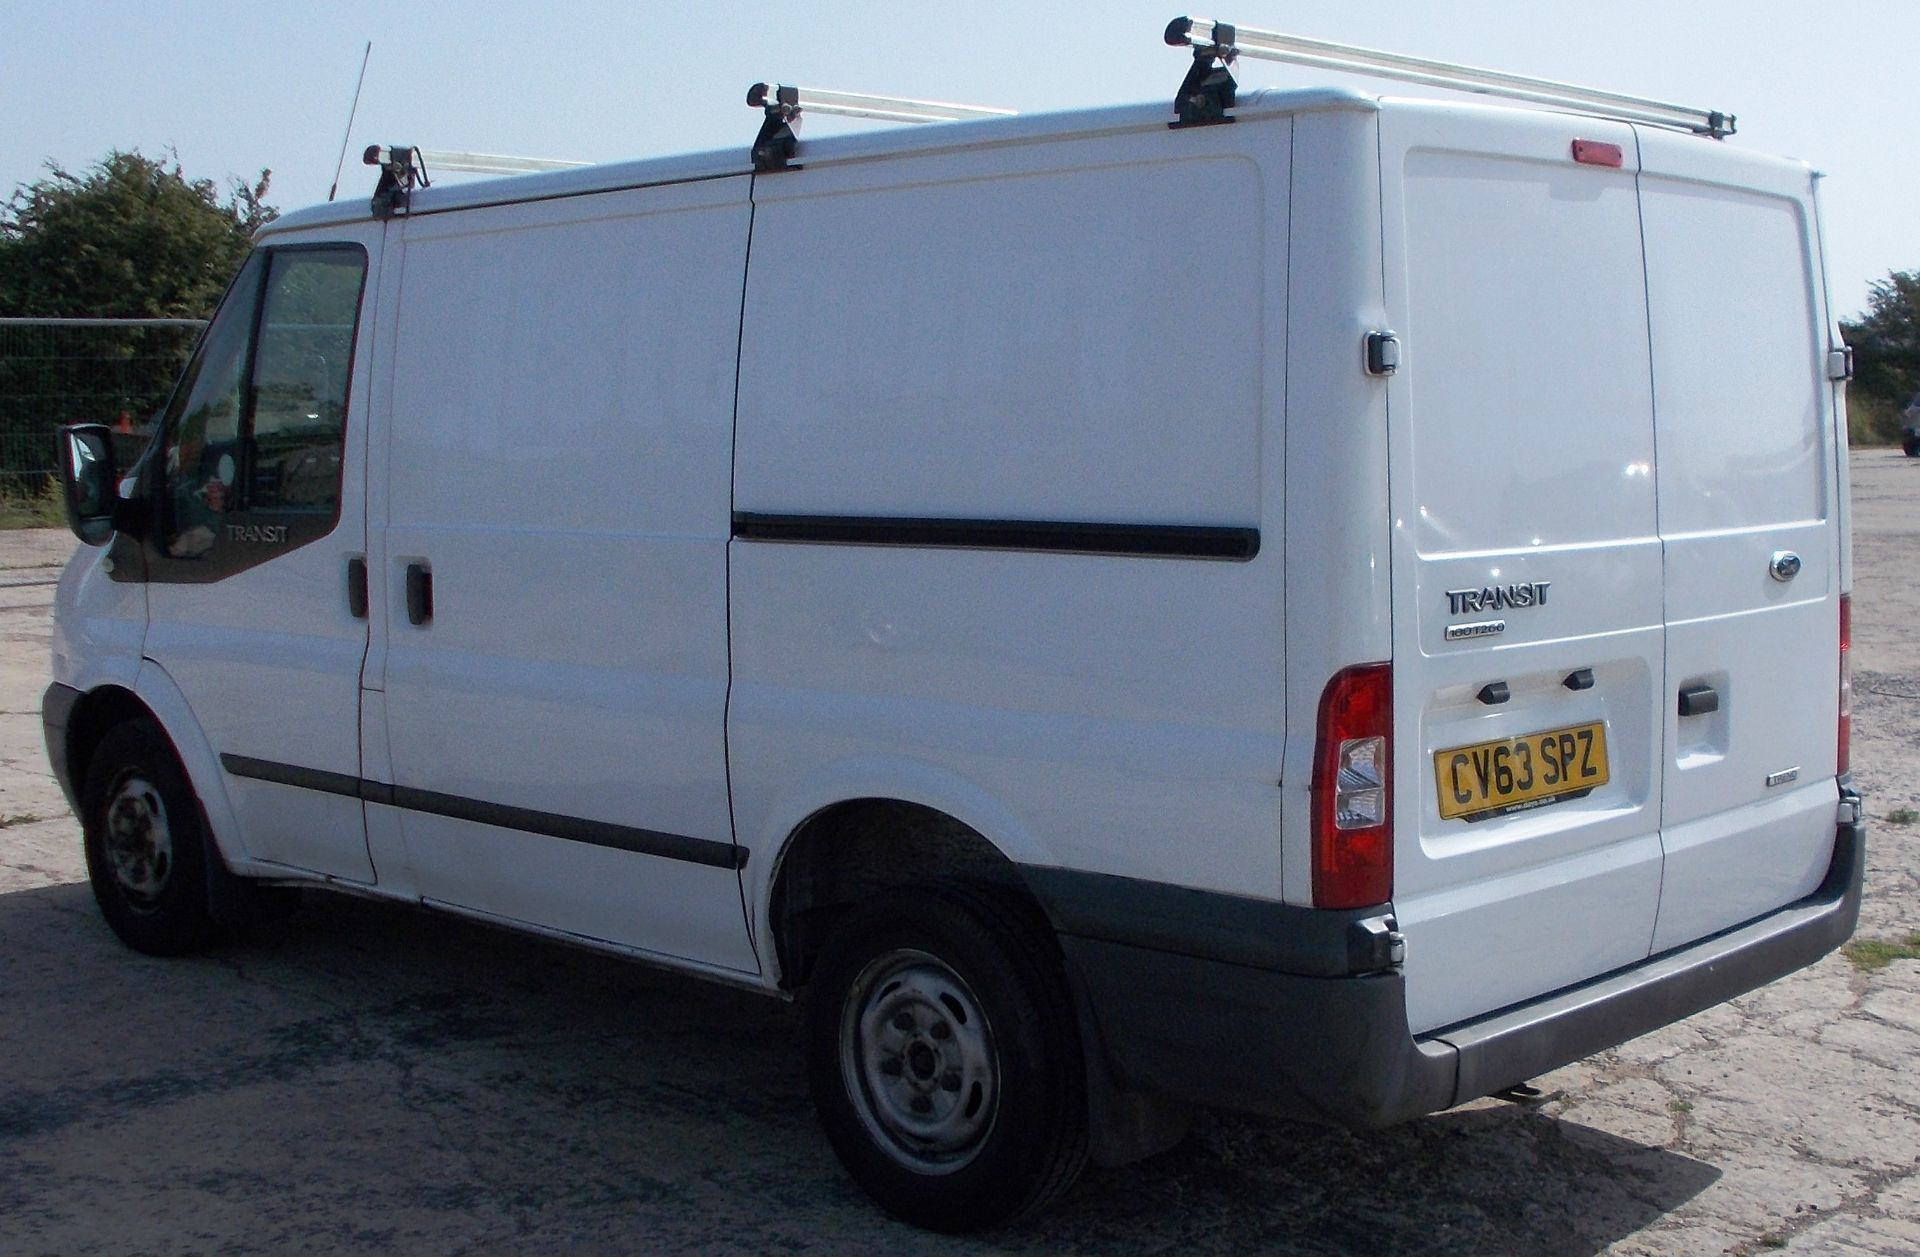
[1904,440,1920,457]
[81,720,227,955]
[805,880,1089,1232]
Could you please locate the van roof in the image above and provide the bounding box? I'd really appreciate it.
[265,84,1809,238]
[263,87,1377,235]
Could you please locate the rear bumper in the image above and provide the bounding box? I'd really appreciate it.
[1036,811,1865,1129]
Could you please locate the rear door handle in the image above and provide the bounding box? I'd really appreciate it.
[405,562,433,626]
[346,557,368,619]
[1678,684,1719,717]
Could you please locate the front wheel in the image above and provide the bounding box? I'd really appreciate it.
[806,881,1089,1232]
[81,720,227,955]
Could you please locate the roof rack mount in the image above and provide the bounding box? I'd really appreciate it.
[1164,16,1735,139]
[747,83,1016,172]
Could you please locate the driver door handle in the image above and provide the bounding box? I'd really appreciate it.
[405,563,433,626]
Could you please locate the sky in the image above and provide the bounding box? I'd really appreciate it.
[3,1,1914,317]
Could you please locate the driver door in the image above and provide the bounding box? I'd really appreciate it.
[139,225,384,881]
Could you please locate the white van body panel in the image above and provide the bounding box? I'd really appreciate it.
[1275,109,1394,905]
[731,119,1291,902]
[1378,102,1667,1032]
[50,542,143,691]
[378,177,758,974]
[1636,130,1841,951]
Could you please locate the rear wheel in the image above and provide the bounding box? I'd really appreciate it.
[82,721,227,955]
[806,881,1088,1232]
[1904,439,1920,457]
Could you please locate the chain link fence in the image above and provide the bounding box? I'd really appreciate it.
[0,318,204,500]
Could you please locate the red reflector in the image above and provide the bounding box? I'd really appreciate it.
[1311,663,1393,910]
[1839,594,1852,775]
[1572,139,1624,168]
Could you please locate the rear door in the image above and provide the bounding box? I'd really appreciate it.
[1636,130,1842,952]
[1379,105,1666,1034]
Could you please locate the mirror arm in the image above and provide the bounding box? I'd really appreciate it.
[110,493,150,539]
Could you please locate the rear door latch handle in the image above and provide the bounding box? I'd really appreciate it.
[1678,684,1718,717]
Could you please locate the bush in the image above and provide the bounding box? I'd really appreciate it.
[1848,390,1903,447]
[0,476,67,530]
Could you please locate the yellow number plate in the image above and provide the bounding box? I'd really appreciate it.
[1434,721,1610,822]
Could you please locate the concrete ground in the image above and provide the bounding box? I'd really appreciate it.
[1,456,1916,1256]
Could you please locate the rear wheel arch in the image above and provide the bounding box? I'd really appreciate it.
[767,798,1044,992]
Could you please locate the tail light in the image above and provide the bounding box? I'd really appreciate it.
[1838,593,1852,775]
[1312,663,1393,909]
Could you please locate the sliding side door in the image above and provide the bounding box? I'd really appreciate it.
[374,177,757,973]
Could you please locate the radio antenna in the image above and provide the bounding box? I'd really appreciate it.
[328,42,374,202]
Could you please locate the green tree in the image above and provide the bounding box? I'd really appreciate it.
[0,149,274,318]
[1841,271,1919,409]
[0,151,275,446]
[1841,271,1919,446]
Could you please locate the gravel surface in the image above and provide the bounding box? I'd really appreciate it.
[0,453,1915,1255]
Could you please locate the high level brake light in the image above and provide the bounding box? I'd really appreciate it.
[1312,663,1393,909]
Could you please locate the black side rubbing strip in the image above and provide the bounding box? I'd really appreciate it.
[221,754,362,800]
[219,754,745,869]
[731,513,1260,561]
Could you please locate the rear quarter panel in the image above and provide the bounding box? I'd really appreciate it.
[729,118,1295,932]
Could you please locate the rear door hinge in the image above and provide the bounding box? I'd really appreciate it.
[1826,345,1855,382]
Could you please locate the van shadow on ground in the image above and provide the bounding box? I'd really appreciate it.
[0,883,1718,1256]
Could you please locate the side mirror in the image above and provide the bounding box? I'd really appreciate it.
[56,424,119,546]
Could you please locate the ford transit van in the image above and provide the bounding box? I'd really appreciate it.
[46,37,1862,1231]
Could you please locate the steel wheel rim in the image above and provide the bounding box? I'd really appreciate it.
[103,772,173,911]
[840,948,999,1175]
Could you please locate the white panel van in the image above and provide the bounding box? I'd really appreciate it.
[46,44,1862,1232]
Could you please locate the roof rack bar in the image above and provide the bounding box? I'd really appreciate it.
[746,83,1016,173]
[747,83,1015,125]
[415,149,589,175]
[1165,17,1734,138]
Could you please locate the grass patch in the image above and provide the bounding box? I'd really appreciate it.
[1885,806,1919,825]
[0,476,67,530]
[1843,934,1920,972]
[1668,1099,1693,1114]
[0,812,45,828]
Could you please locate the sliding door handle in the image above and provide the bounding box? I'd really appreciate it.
[405,563,433,626]
[346,557,368,619]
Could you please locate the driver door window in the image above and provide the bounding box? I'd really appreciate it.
[158,245,368,575]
